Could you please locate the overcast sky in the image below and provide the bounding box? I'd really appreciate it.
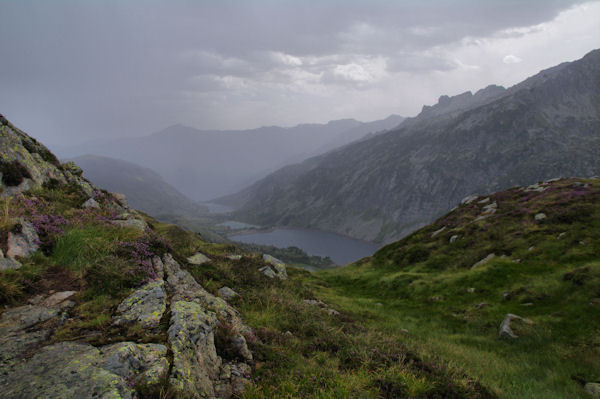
[0,1,599,146]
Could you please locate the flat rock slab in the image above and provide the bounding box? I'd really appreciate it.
[113,280,166,329]
[187,252,211,265]
[0,341,168,399]
[218,286,239,301]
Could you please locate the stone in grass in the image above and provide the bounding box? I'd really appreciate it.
[449,235,459,243]
[187,252,211,265]
[259,266,277,279]
[113,280,166,329]
[585,382,600,398]
[217,287,239,301]
[262,254,287,280]
[430,226,446,238]
[82,197,100,209]
[226,254,242,261]
[534,213,547,221]
[499,313,534,339]
[471,253,496,270]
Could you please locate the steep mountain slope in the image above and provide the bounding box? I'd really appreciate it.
[57,115,404,201]
[0,115,493,398]
[67,154,207,219]
[224,49,600,243]
[317,176,600,398]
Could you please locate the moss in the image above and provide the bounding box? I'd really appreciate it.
[0,159,31,186]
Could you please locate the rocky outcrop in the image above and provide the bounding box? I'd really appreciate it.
[303,299,340,316]
[162,253,253,398]
[0,114,94,198]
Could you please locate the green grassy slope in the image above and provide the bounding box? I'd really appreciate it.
[316,177,600,398]
[0,178,494,398]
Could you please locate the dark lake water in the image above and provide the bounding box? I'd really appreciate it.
[229,228,380,265]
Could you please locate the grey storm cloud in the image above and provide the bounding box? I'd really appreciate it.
[0,0,597,146]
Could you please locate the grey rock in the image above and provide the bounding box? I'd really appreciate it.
[471,253,496,269]
[259,265,277,278]
[585,382,600,398]
[42,291,76,307]
[534,212,547,221]
[557,232,566,239]
[0,342,135,399]
[263,254,287,280]
[499,313,533,339]
[475,302,488,309]
[461,195,478,205]
[467,287,475,293]
[449,234,459,243]
[111,217,147,231]
[6,219,39,259]
[168,300,220,398]
[218,286,239,301]
[431,226,446,238]
[0,257,22,270]
[100,342,169,390]
[303,299,340,316]
[82,197,100,209]
[478,197,490,204]
[226,254,242,260]
[187,252,211,265]
[113,280,166,329]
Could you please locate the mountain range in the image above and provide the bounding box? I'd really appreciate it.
[57,115,404,201]
[221,49,600,243]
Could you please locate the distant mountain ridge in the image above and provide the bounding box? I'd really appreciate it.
[57,115,404,201]
[222,49,600,243]
[67,154,206,219]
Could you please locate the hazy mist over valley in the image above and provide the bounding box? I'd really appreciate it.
[1,1,599,398]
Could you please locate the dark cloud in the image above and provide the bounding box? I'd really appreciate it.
[0,0,594,146]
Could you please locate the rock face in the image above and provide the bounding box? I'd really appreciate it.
[223,49,600,243]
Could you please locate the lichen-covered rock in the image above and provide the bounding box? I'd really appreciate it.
[168,300,220,398]
[61,161,83,176]
[218,286,239,301]
[534,212,547,221]
[259,265,277,278]
[113,280,166,329]
[162,254,254,397]
[226,254,242,260]
[100,342,169,391]
[188,252,211,265]
[0,342,136,399]
[262,254,288,279]
[6,219,39,259]
[111,217,148,231]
